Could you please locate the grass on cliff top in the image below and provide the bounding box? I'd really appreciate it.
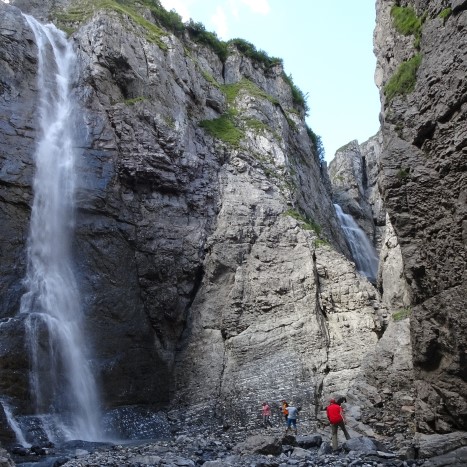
[54,0,167,48]
[55,0,310,115]
[306,125,325,165]
[384,54,422,102]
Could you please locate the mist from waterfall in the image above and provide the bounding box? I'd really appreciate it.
[334,204,379,283]
[19,15,103,442]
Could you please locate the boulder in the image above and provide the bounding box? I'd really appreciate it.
[234,434,282,455]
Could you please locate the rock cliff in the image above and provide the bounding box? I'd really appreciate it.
[374,0,467,433]
[0,0,465,455]
[0,0,385,440]
[329,0,466,437]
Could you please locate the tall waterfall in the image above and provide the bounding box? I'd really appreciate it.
[19,15,103,442]
[334,204,379,283]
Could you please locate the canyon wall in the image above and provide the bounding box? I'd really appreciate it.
[0,0,465,446]
[374,0,466,433]
[0,0,385,434]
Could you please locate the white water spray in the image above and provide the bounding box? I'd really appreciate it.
[19,15,103,442]
[1,400,31,447]
[334,204,379,283]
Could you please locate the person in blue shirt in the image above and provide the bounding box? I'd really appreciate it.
[284,404,299,435]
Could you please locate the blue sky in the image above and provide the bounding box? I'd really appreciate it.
[160,0,380,162]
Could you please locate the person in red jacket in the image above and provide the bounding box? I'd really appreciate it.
[326,397,351,450]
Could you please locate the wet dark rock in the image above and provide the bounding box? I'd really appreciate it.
[295,434,322,449]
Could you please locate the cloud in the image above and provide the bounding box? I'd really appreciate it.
[211,6,228,38]
[240,0,270,15]
[159,0,191,22]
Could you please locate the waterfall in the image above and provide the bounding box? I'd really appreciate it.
[1,400,31,448]
[19,15,103,442]
[334,204,379,283]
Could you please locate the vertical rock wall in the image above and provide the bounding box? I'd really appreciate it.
[374,0,467,432]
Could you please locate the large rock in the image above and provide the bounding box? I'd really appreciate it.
[234,434,282,455]
[0,448,14,467]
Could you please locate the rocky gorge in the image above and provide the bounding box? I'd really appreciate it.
[0,0,466,466]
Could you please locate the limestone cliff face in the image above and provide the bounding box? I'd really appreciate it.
[374,0,467,432]
[328,134,411,309]
[328,135,386,249]
[0,0,384,432]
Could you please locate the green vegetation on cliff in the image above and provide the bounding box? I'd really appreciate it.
[199,115,244,147]
[284,209,322,236]
[390,5,422,36]
[54,0,168,48]
[282,74,309,115]
[306,126,325,165]
[199,79,279,147]
[185,20,229,62]
[384,54,422,102]
[53,0,309,115]
[228,38,282,69]
[393,307,412,321]
[390,5,424,49]
[396,167,410,181]
[222,79,279,107]
[438,8,452,23]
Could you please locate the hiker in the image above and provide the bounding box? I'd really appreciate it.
[261,402,273,428]
[280,399,289,423]
[326,397,351,450]
[284,403,299,435]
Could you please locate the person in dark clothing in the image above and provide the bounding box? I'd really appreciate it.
[326,397,350,450]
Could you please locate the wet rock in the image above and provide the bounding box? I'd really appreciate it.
[0,448,14,467]
[295,434,322,449]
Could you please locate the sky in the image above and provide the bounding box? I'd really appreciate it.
[159,0,381,162]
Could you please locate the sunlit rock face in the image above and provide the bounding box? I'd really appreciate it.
[327,134,415,441]
[328,140,378,245]
[374,0,467,432]
[328,134,388,253]
[0,0,386,431]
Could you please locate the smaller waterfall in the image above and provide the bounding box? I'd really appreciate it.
[334,204,379,283]
[1,400,31,448]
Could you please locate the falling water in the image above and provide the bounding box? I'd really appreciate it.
[19,15,103,442]
[334,204,379,283]
[1,400,31,448]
